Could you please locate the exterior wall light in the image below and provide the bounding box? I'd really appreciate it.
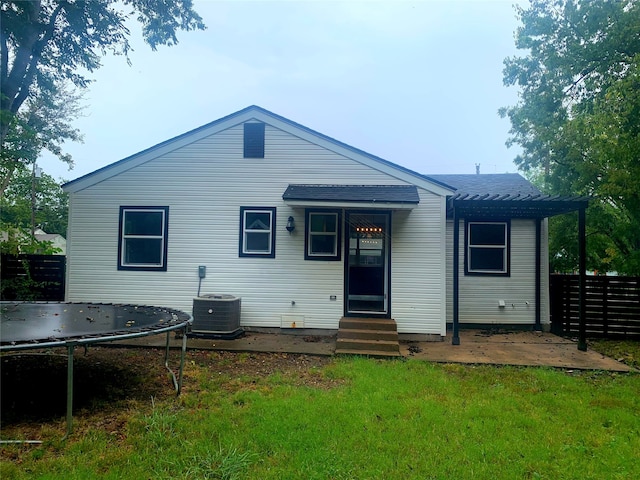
[286,216,295,233]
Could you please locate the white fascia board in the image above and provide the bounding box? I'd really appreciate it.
[284,200,417,210]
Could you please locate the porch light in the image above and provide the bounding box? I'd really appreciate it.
[286,216,295,233]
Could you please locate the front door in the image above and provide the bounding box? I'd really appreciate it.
[345,212,390,316]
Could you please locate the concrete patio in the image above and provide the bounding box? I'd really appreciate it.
[111,328,636,372]
[402,330,635,372]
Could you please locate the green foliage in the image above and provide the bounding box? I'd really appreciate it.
[0,83,84,194]
[0,252,60,300]
[1,0,206,193]
[1,168,68,235]
[501,0,640,274]
[0,221,62,300]
[0,224,61,255]
[0,261,47,301]
[1,0,206,115]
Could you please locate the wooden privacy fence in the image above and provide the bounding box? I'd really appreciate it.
[1,254,66,301]
[550,274,640,339]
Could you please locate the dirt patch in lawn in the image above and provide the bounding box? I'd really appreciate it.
[589,339,640,369]
[0,346,335,441]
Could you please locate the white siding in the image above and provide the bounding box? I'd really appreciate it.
[444,218,550,325]
[66,123,446,334]
[391,192,447,334]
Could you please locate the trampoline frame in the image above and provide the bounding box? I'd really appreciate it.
[1,302,192,437]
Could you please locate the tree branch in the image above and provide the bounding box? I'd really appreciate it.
[563,65,598,98]
[11,1,67,116]
[1,30,8,84]
[1,1,41,110]
[0,161,19,198]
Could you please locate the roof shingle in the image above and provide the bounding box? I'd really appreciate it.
[425,173,541,196]
[283,184,420,204]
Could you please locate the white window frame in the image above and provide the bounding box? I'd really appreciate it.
[240,207,275,257]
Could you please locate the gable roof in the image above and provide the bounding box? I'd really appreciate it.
[63,105,453,196]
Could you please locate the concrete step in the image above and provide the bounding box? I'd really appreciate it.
[335,317,400,358]
[335,348,402,358]
[337,328,399,342]
[339,317,398,332]
[336,337,400,353]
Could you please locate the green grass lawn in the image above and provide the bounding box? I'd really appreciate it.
[2,354,639,480]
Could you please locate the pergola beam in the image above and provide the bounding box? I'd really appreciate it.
[452,207,460,345]
[535,218,542,331]
[450,196,588,349]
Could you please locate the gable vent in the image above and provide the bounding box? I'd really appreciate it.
[244,122,265,158]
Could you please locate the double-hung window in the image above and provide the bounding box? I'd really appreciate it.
[239,207,276,257]
[118,206,169,271]
[305,210,341,261]
[465,220,509,275]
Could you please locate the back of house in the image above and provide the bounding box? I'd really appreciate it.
[63,106,454,336]
[63,106,558,338]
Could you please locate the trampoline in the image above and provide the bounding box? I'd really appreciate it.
[0,302,192,436]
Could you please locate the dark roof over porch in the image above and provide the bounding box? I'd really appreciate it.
[426,173,589,219]
[283,184,420,204]
[433,173,591,352]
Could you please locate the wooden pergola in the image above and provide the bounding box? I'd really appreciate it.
[449,193,590,350]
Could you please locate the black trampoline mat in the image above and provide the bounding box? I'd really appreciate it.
[1,302,189,346]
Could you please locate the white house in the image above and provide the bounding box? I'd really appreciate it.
[62,106,587,344]
[0,228,66,255]
[34,228,67,255]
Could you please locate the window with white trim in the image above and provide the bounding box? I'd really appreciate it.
[239,207,276,257]
[305,210,341,261]
[118,206,168,271]
[465,221,509,275]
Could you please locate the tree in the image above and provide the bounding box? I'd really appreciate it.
[1,0,205,192]
[1,81,83,194]
[501,0,640,274]
[0,167,68,235]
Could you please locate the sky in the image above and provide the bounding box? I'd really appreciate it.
[39,0,528,183]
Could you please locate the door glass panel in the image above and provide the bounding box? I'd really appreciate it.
[347,213,388,314]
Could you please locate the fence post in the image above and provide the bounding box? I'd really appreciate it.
[578,207,587,351]
[564,276,572,335]
[602,277,608,337]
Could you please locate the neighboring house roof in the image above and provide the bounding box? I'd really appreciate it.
[283,185,420,204]
[35,233,63,242]
[63,105,453,197]
[1,229,66,254]
[34,231,67,255]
